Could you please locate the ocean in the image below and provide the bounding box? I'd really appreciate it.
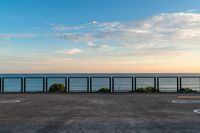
[0,73,200,93]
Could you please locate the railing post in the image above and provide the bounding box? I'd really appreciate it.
[67,77,70,93]
[43,77,46,93]
[157,77,159,92]
[199,77,200,89]
[177,77,179,92]
[154,77,156,90]
[131,77,134,92]
[112,77,114,92]
[108,77,111,92]
[0,77,1,93]
[180,77,182,92]
[24,77,26,93]
[65,77,68,93]
[90,77,92,93]
[2,78,4,93]
[21,77,24,93]
[87,77,89,93]
[45,77,48,93]
[134,77,137,91]
[199,77,200,92]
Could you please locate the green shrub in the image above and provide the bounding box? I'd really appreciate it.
[136,86,158,93]
[49,83,65,93]
[181,88,197,93]
[97,88,111,93]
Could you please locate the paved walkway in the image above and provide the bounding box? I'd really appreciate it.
[0,93,199,133]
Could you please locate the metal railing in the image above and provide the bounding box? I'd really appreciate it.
[0,76,200,93]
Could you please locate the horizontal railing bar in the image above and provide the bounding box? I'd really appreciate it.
[180,76,200,78]
[68,77,89,78]
[112,76,133,78]
[90,77,112,78]
[2,77,24,79]
[24,77,45,79]
[135,77,156,78]
[46,77,67,79]
[157,76,179,78]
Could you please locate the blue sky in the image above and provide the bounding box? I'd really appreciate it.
[0,0,200,73]
[1,0,199,26]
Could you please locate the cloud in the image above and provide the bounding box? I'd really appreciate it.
[52,12,200,41]
[186,9,196,13]
[64,48,82,55]
[54,33,93,42]
[50,11,200,58]
[88,41,109,49]
[52,24,84,31]
[0,33,36,40]
[51,20,122,32]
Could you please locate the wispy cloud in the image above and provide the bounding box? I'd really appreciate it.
[51,24,84,31]
[53,33,93,42]
[51,20,122,32]
[88,41,109,49]
[0,33,36,40]
[64,48,82,55]
[51,11,200,57]
[186,9,196,13]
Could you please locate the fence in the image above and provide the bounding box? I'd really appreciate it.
[0,76,200,93]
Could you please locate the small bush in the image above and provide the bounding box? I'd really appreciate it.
[136,86,158,93]
[181,88,197,93]
[49,83,65,93]
[97,88,111,93]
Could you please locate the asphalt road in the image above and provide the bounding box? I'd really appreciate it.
[0,93,199,133]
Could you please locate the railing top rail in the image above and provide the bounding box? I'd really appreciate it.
[2,77,23,79]
[24,77,45,79]
[68,77,89,79]
[112,76,133,78]
[1,76,199,79]
[90,77,111,79]
[135,76,156,79]
[157,76,179,78]
[46,77,67,79]
[180,76,200,78]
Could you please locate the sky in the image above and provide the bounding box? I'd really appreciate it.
[0,0,200,73]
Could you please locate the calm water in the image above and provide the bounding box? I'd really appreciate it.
[0,73,200,92]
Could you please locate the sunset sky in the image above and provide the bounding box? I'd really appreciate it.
[0,0,200,73]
